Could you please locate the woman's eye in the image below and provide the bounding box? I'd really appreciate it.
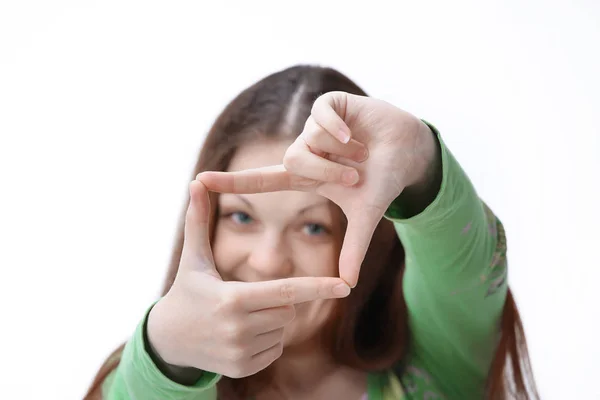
[303,223,327,236]
[230,211,253,225]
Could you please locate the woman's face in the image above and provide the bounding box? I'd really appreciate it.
[212,139,345,347]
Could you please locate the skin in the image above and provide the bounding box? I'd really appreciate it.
[147,92,442,399]
[200,93,440,288]
[213,139,367,399]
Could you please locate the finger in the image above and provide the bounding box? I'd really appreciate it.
[197,165,294,194]
[301,117,368,163]
[338,208,384,288]
[179,180,217,275]
[311,92,352,143]
[247,305,295,334]
[249,341,283,373]
[250,328,285,356]
[283,144,360,187]
[240,277,350,311]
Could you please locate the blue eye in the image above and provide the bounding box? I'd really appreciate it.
[304,223,326,236]
[231,212,253,225]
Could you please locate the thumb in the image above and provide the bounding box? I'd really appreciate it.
[338,207,383,288]
[179,180,219,277]
[311,91,353,144]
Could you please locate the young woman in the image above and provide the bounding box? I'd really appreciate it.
[85,65,538,399]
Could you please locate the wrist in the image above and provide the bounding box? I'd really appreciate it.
[145,303,204,385]
[406,119,440,190]
[390,119,442,217]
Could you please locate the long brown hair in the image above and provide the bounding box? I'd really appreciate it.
[84,65,538,399]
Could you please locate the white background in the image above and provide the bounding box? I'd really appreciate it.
[1,1,599,399]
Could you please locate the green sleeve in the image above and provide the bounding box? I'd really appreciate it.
[384,123,507,399]
[101,305,221,400]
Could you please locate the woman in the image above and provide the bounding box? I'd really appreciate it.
[85,65,538,399]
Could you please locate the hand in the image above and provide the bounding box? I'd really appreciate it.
[147,181,351,378]
[197,92,437,287]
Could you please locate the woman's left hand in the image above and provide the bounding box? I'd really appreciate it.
[198,91,438,287]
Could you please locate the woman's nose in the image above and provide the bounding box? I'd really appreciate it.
[246,232,293,279]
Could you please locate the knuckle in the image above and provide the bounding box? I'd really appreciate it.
[226,345,248,363]
[310,97,322,115]
[219,290,244,311]
[254,173,266,193]
[311,93,330,114]
[323,165,339,181]
[221,321,247,343]
[279,283,296,304]
[300,121,320,146]
[282,148,303,171]
[300,130,316,148]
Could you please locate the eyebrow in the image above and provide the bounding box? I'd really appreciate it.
[232,194,330,216]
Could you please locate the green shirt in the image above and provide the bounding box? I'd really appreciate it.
[101,124,507,399]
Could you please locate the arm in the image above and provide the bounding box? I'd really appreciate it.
[385,122,507,399]
[101,305,221,400]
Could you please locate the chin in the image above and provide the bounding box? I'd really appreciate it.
[282,321,308,347]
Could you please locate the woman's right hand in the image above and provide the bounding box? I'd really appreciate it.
[146,180,351,379]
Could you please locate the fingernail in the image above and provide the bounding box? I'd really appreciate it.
[342,276,357,289]
[338,128,351,143]
[333,283,351,297]
[342,170,359,185]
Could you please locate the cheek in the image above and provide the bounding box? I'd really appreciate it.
[295,241,340,277]
[212,225,246,278]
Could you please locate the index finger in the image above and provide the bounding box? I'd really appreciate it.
[238,277,351,311]
[197,165,295,194]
